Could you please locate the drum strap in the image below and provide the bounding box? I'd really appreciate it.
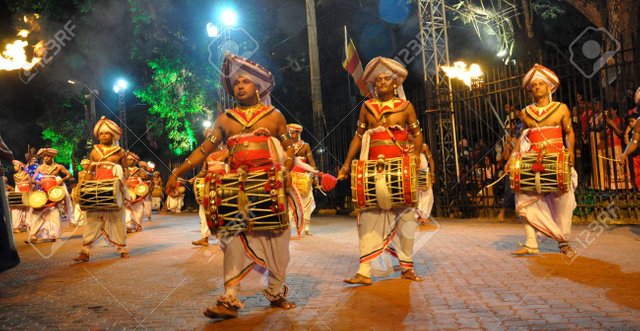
[381,115,409,155]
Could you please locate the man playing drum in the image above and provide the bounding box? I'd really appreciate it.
[28,148,73,243]
[287,123,317,237]
[508,64,577,256]
[73,116,130,262]
[190,144,228,247]
[151,171,164,211]
[10,160,31,233]
[125,151,147,232]
[166,53,297,319]
[139,161,154,221]
[337,57,425,285]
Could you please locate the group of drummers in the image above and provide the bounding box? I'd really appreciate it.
[3,52,581,320]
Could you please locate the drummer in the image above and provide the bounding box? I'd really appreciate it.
[508,64,577,256]
[287,124,317,237]
[28,148,73,244]
[165,174,185,213]
[337,57,424,285]
[73,116,130,262]
[151,171,164,211]
[139,161,154,221]
[416,143,435,225]
[71,159,91,226]
[10,160,31,233]
[166,53,297,318]
[125,151,147,232]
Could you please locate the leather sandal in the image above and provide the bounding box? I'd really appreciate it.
[203,301,239,319]
[511,245,539,256]
[73,252,90,263]
[401,269,424,281]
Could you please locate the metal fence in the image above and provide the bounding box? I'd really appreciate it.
[316,47,640,223]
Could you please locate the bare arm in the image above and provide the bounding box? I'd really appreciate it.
[561,106,576,167]
[338,105,367,179]
[118,151,129,179]
[166,117,224,194]
[274,112,296,173]
[621,119,640,160]
[304,143,317,169]
[406,103,423,157]
[57,165,72,182]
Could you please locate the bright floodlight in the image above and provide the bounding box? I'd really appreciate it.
[67,79,76,85]
[220,8,238,27]
[496,49,507,58]
[113,79,128,93]
[206,22,220,37]
[203,120,212,128]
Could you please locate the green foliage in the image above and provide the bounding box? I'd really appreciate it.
[531,0,566,20]
[7,0,94,19]
[41,119,85,166]
[133,56,205,156]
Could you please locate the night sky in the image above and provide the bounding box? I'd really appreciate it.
[0,0,589,163]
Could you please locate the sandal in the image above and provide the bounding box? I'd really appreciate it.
[269,297,296,310]
[203,301,239,319]
[401,269,424,282]
[558,243,576,256]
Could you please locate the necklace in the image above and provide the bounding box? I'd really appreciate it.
[237,103,264,119]
[530,101,556,115]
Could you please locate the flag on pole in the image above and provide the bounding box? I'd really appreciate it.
[342,28,370,96]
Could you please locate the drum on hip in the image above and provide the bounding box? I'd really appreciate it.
[350,155,418,210]
[509,151,570,194]
[78,179,124,211]
[202,167,289,235]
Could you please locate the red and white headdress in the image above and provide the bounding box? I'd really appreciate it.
[37,148,58,157]
[94,116,123,144]
[12,160,25,169]
[522,64,560,94]
[362,57,408,100]
[221,53,275,105]
[287,123,303,133]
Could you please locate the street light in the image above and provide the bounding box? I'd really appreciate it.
[68,79,99,143]
[113,78,129,149]
[202,120,212,128]
[220,8,238,27]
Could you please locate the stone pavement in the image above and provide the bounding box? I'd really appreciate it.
[1,213,639,330]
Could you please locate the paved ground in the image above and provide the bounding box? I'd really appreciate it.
[1,213,639,330]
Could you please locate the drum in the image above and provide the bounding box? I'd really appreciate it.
[202,167,289,235]
[509,151,570,194]
[152,185,164,198]
[7,192,25,207]
[15,181,30,193]
[134,183,149,197]
[417,169,433,191]
[194,178,206,204]
[128,188,138,201]
[26,191,48,209]
[48,186,66,203]
[291,172,312,197]
[350,155,418,210]
[78,179,124,211]
[40,176,59,192]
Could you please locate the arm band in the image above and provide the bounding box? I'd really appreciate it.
[207,135,219,145]
[199,146,207,154]
[278,132,291,143]
[357,121,367,129]
[408,121,420,130]
[355,131,363,139]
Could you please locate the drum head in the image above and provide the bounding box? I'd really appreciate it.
[48,186,65,202]
[135,184,149,197]
[128,188,137,201]
[28,191,48,209]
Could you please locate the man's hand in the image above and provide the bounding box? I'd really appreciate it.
[165,174,178,196]
[337,165,350,180]
[568,151,575,168]
[618,153,628,164]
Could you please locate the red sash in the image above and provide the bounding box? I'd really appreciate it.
[527,127,564,153]
[16,181,30,193]
[95,167,115,180]
[40,176,58,192]
[368,129,409,159]
[227,135,274,172]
